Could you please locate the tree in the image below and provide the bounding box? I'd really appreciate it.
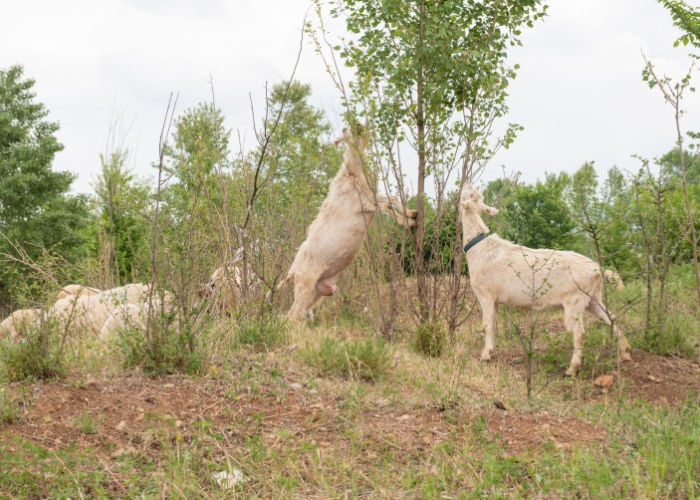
[257,81,340,225]
[487,174,576,251]
[642,54,700,307]
[327,0,546,324]
[658,0,700,48]
[0,65,91,309]
[91,149,152,287]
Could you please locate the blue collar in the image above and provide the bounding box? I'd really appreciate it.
[463,233,489,254]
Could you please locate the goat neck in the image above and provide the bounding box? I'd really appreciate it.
[341,139,367,178]
[459,184,497,252]
[460,208,491,252]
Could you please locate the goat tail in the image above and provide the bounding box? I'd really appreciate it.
[265,273,292,304]
[276,273,293,291]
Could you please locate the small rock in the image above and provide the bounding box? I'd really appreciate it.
[648,374,662,383]
[593,374,615,390]
[111,446,138,459]
[289,382,303,391]
[213,469,245,489]
[115,420,127,431]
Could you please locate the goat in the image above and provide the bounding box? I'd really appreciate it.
[603,269,625,290]
[0,308,41,343]
[279,125,417,320]
[199,248,258,314]
[458,183,632,376]
[48,283,164,336]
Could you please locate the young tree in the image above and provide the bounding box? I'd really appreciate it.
[0,65,91,309]
[326,0,546,324]
[91,149,151,288]
[642,57,700,307]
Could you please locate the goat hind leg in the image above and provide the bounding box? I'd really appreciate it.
[586,300,632,361]
[564,308,585,376]
[288,278,323,321]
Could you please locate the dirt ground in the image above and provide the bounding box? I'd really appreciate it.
[2,346,699,467]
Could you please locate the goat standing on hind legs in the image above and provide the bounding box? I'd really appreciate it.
[279,124,417,321]
[458,183,632,376]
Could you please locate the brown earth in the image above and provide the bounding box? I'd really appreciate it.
[1,346,698,469]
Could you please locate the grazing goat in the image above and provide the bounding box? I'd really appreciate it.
[48,283,159,336]
[280,125,417,320]
[0,308,41,343]
[603,269,625,290]
[199,248,258,313]
[458,183,632,376]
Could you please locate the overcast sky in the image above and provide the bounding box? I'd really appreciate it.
[2,0,699,196]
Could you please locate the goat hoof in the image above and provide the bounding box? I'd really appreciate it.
[479,351,493,362]
[621,351,632,362]
[564,367,578,377]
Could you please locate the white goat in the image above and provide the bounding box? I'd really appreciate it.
[458,183,632,376]
[603,269,625,290]
[279,125,417,320]
[99,303,149,341]
[48,283,159,336]
[200,248,258,313]
[0,308,41,343]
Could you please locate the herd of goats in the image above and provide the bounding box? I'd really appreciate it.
[0,126,632,376]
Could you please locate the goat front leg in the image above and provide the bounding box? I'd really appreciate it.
[376,195,417,228]
[480,301,498,361]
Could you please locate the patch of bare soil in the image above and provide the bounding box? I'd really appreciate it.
[617,349,700,404]
[482,408,606,455]
[1,349,697,468]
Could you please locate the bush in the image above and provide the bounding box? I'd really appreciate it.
[118,319,203,375]
[0,321,66,382]
[0,388,20,425]
[234,314,288,350]
[305,336,392,382]
[413,321,447,358]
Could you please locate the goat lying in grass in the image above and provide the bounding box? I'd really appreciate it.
[280,125,417,320]
[458,183,632,376]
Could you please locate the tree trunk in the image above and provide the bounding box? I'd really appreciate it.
[675,111,700,308]
[413,0,430,323]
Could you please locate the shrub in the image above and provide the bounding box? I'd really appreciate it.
[118,318,202,375]
[0,321,66,382]
[305,336,392,382]
[413,321,447,358]
[0,388,20,425]
[234,314,288,350]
